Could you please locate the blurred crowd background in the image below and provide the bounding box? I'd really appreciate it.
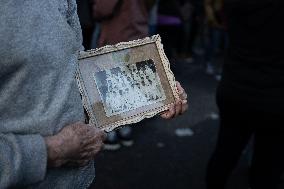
[77,0,227,80]
[74,1,283,189]
[76,0,229,152]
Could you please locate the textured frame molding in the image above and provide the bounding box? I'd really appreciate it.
[76,35,180,132]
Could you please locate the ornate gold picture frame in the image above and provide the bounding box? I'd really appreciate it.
[76,35,180,132]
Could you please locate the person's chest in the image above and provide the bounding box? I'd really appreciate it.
[0,0,79,74]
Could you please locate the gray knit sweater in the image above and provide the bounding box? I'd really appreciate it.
[0,0,95,188]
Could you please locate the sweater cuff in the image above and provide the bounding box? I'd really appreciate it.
[17,134,47,184]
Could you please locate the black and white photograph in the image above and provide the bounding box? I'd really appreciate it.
[77,35,179,131]
[94,59,166,117]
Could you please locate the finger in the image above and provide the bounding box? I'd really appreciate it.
[78,147,99,160]
[86,126,106,140]
[168,104,176,118]
[174,100,182,117]
[160,104,175,119]
[181,100,189,114]
[83,125,98,136]
[78,144,103,160]
[82,131,106,148]
[78,126,105,147]
[176,81,188,100]
[181,92,188,101]
[81,147,102,159]
[176,81,183,94]
[71,124,94,139]
[176,81,185,98]
[84,140,104,151]
[78,151,93,159]
[83,139,104,154]
[79,134,97,147]
[160,111,170,119]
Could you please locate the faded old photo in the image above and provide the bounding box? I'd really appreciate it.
[77,35,178,130]
[94,59,166,117]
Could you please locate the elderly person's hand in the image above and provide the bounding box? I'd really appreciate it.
[45,122,106,168]
[160,81,188,119]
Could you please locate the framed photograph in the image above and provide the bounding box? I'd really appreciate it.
[76,35,180,132]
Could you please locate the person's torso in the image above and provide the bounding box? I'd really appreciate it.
[99,0,149,46]
[0,1,95,187]
[0,0,85,135]
[220,0,284,110]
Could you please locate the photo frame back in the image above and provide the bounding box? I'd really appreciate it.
[76,35,180,132]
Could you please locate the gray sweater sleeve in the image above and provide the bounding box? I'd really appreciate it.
[0,0,86,188]
[67,0,84,51]
[0,133,47,188]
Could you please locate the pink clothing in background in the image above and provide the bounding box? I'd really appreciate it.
[93,0,149,47]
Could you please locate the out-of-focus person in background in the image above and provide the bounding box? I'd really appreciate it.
[157,0,182,62]
[77,0,94,50]
[177,0,194,63]
[204,0,227,79]
[148,0,159,35]
[184,0,205,61]
[92,0,155,47]
[0,0,188,188]
[206,0,284,189]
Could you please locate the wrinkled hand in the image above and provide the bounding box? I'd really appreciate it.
[160,81,188,119]
[45,122,106,168]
